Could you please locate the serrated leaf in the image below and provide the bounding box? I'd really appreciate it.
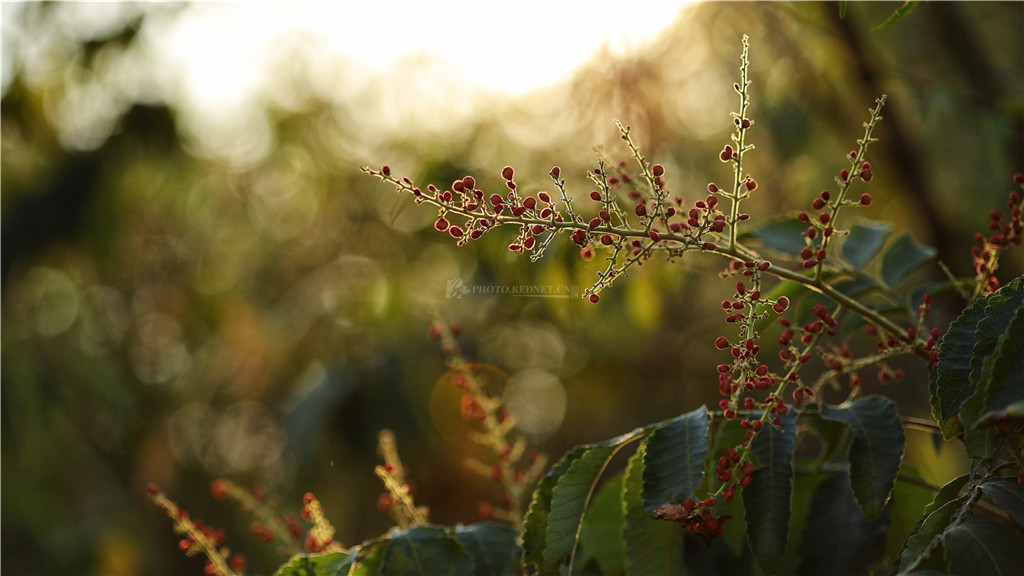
[942,518,1024,575]
[979,477,1024,529]
[896,476,971,573]
[843,220,892,269]
[930,293,990,438]
[623,443,684,576]
[880,234,935,288]
[872,0,920,33]
[820,396,905,520]
[980,299,1024,416]
[454,524,520,576]
[969,277,1024,390]
[523,446,587,572]
[544,433,639,575]
[744,411,797,575]
[379,526,474,576]
[749,219,812,256]
[578,474,626,575]
[953,278,1023,456]
[273,551,357,576]
[798,470,889,575]
[642,407,710,512]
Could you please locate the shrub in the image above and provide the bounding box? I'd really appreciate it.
[152,36,1023,576]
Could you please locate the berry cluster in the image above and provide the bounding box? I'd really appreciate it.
[209,478,303,548]
[429,317,547,527]
[373,429,429,530]
[299,491,342,553]
[147,483,248,576]
[969,175,1023,298]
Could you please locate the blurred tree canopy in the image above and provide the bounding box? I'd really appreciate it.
[2,2,1021,574]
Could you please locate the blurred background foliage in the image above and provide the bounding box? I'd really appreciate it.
[2,2,1022,574]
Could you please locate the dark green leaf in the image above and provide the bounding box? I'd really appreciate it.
[880,233,935,288]
[979,477,1024,529]
[642,407,710,512]
[955,277,1023,457]
[842,220,892,269]
[980,299,1024,416]
[273,551,357,576]
[749,219,812,256]
[820,396,905,520]
[454,524,520,576]
[969,277,1024,390]
[798,471,889,575]
[379,526,474,576]
[942,518,1024,576]
[578,474,626,575]
[872,1,920,33]
[623,443,684,576]
[744,412,797,575]
[839,0,848,19]
[930,292,990,438]
[544,433,638,574]
[523,446,587,572]
[896,476,971,573]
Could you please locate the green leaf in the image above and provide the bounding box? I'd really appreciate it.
[880,234,935,288]
[578,474,626,575]
[896,475,970,573]
[842,220,892,269]
[872,1,920,33]
[798,470,889,575]
[642,407,710,512]
[979,477,1024,529]
[980,300,1024,416]
[744,411,797,575]
[820,396,905,520]
[523,446,586,573]
[839,0,847,19]
[942,518,1024,576]
[379,526,474,576]
[454,524,520,576]
[544,432,638,575]
[623,443,684,576]
[273,551,357,576]
[953,277,1023,456]
[930,292,990,438]
[749,218,812,256]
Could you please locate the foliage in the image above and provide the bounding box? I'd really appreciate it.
[144,36,1024,575]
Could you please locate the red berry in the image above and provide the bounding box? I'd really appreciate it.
[538,191,551,203]
[434,218,449,232]
[523,196,537,210]
[452,180,465,193]
[381,165,391,176]
[634,203,647,217]
[652,164,665,177]
[648,229,661,242]
[702,242,717,251]
[502,166,514,180]
[708,183,719,193]
[147,483,159,497]
[590,190,602,201]
[715,336,730,350]
[303,492,315,505]
[462,176,476,189]
[860,193,872,206]
[589,294,600,303]
[1014,173,1024,184]
[550,166,561,178]
[210,479,227,499]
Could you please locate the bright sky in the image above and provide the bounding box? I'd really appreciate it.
[159,1,692,108]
